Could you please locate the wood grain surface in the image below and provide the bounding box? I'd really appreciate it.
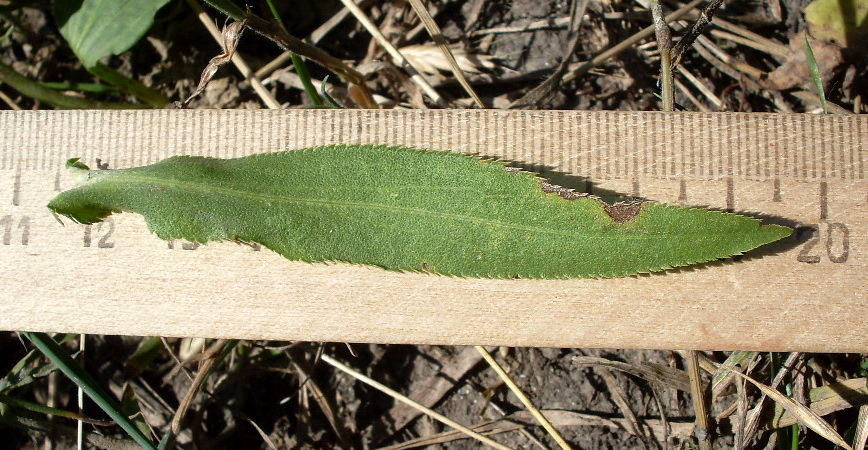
[0,109,865,351]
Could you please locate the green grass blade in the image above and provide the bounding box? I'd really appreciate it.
[20,332,156,450]
[55,0,172,68]
[86,63,169,107]
[803,34,828,114]
[47,145,791,278]
[290,52,324,107]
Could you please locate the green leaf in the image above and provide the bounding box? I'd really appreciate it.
[20,332,156,450]
[803,34,828,114]
[47,145,791,278]
[804,0,868,48]
[55,0,172,68]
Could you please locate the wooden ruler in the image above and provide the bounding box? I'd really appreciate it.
[1,110,866,352]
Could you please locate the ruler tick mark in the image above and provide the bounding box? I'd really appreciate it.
[12,169,21,206]
[726,178,734,211]
[819,181,828,221]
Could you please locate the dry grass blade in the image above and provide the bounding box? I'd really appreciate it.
[648,387,671,450]
[686,351,712,450]
[319,353,511,450]
[0,82,22,110]
[671,6,790,59]
[398,45,497,76]
[380,410,696,450]
[406,0,486,108]
[708,29,788,59]
[723,366,852,449]
[711,351,758,401]
[475,346,572,449]
[765,378,868,429]
[171,339,229,434]
[790,90,852,114]
[733,369,748,450]
[338,0,447,107]
[855,404,868,450]
[741,352,801,443]
[290,357,353,447]
[676,65,722,109]
[599,368,653,449]
[571,355,691,392]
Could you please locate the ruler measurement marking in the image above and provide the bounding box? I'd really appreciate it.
[754,117,762,178]
[652,113,659,177]
[12,169,20,206]
[839,118,848,179]
[735,113,744,178]
[765,117,773,178]
[772,117,780,179]
[3,111,863,183]
[726,178,735,211]
[819,181,829,221]
[847,116,868,180]
[817,116,826,179]
[800,117,809,179]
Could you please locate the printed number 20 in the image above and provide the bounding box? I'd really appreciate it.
[797,223,849,264]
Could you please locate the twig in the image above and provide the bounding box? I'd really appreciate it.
[563,0,704,83]
[255,0,362,80]
[670,0,723,69]
[650,0,674,111]
[203,0,367,87]
[475,346,573,450]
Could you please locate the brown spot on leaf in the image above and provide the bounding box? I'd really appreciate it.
[540,180,587,200]
[602,201,644,224]
[505,166,644,223]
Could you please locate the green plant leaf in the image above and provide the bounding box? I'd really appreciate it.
[55,0,172,68]
[804,0,868,48]
[47,145,791,278]
[803,34,828,114]
[20,332,156,450]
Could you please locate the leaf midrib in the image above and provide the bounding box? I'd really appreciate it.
[106,173,725,241]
